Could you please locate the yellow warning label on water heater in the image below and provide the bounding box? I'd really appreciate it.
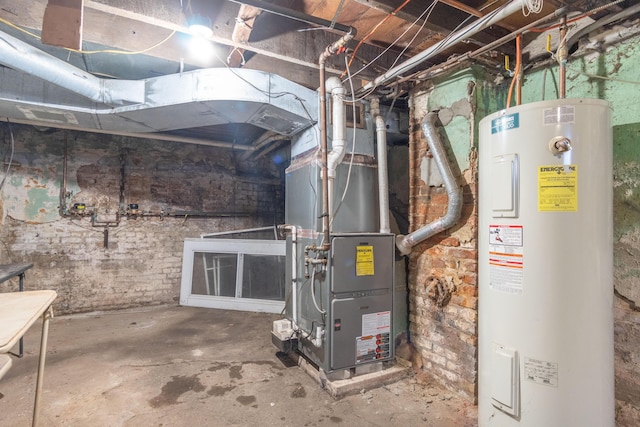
[538,165,578,212]
[356,245,374,276]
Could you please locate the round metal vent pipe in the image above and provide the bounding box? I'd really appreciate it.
[396,112,462,255]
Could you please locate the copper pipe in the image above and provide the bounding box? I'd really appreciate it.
[558,16,568,99]
[516,34,522,105]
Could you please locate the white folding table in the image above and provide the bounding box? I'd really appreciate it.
[0,290,57,427]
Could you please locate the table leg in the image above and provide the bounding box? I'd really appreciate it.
[18,273,25,358]
[32,306,52,427]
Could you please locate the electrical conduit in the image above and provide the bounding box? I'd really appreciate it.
[396,112,462,255]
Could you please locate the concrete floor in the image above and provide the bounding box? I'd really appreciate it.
[0,305,477,427]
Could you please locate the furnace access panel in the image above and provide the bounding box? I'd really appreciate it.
[329,234,394,371]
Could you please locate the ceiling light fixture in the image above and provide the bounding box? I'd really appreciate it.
[187,13,213,38]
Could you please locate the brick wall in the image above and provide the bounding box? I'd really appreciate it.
[407,73,479,400]
[0,124,285,314]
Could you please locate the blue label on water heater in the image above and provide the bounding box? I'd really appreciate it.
[491,113,520,134]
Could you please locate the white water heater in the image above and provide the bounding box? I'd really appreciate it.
[478,99,614,426]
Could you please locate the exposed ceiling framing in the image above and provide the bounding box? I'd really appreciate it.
[0,0,637,153]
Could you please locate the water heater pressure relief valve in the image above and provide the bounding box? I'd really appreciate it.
[549,136,572,155]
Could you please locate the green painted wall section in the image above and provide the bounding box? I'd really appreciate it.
[423,69,481,172]
[519,34,640,308]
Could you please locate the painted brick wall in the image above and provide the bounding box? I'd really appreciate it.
[407,71,480,400]
[0,124,286,314]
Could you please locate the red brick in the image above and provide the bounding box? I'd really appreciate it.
[440,237,460,247]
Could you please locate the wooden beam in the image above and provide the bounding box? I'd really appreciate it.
[41,0,84,49]
[83,1,345,74]
[227,4,261,67]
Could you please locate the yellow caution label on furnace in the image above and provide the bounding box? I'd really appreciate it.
[356,245,374,276]
[538,165,577,212]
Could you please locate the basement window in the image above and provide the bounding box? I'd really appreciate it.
[180,237,285,313]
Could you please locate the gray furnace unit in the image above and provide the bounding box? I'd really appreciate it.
[328,233,394,370]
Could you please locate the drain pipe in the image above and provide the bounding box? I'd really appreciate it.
[279,225,299,327]
[396,112,463,255]
[371,99,390,234]
[326,76,347,224]
[316,29,355,250]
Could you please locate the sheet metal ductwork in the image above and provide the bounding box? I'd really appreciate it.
[0,30,316,137]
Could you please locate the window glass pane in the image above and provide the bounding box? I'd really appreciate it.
[241,255,285,300]
[191,252,237,296]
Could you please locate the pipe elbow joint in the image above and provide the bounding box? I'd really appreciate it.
[396,234,413,256]
[326,76,345,94]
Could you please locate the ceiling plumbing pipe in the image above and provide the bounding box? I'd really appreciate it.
[371,98,390,234]
[395,7,568,85]
[0,31,143,105]
[396,112,462,255]
[326,76,347,228]
[566,2,640,52]
[315,29,355,251]
[360,0,525,93]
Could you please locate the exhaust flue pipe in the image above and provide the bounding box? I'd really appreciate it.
[326,77,347,224]
[371,99,390,234]
[396,112,462,255]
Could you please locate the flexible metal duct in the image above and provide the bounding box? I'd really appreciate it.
[0,31,143,105]
[0,30,316,138]
[396,112,462,255]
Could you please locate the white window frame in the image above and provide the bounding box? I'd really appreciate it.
[180,238,286,313]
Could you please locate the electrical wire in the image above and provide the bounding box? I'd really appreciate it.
[310,265,326,315]
[347,1,438,83]
[0,16,176,56]
[342,0,412,77]
[522,0,543,17]
[387,1,442,71]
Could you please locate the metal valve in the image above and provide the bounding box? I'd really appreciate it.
[549,136,572,155]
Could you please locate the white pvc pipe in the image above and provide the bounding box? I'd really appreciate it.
[289,226,298,327]
[326,76,347,225]
[375,115,391,233]
[361,0,525,92]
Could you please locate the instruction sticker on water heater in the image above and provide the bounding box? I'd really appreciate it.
[542,105,575,125]
[524,357,559,387]
[488,225,524,294]
[538,165,578,212]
